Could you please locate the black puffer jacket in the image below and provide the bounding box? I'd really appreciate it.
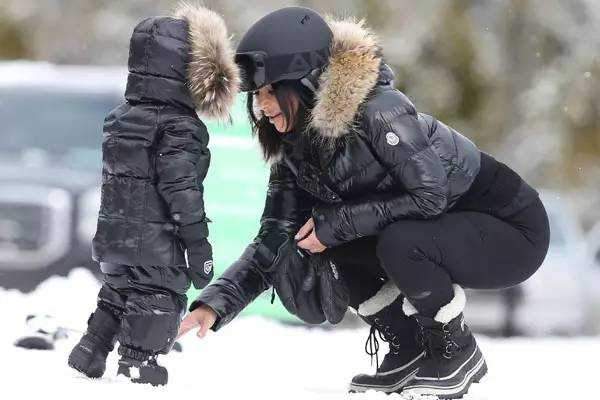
[191,17,539,329]
[92,7,238,268]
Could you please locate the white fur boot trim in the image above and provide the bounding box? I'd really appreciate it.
[402,296,419,317]
[433,284,466,324]
[357,281,401,317]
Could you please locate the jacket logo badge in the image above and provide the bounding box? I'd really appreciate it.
[203,260,213,274]
[386,132,400,146]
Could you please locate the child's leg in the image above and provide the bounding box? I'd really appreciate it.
[116,265,190,385]
[68,265,128,378]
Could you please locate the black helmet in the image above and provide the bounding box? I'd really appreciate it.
[235,7,333,92]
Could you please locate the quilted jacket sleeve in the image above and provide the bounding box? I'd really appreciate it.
[155,115,211,241]
[189,161,313,330]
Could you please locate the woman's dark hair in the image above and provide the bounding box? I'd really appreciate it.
[246,80,315,162]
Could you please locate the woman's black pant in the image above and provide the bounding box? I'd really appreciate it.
[327,196,550,317]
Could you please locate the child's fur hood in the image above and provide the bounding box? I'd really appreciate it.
[174,3,240,120]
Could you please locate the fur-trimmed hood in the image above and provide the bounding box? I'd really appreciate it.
[125,4,239,120]
[309,17,383,139]
[174,3,240,120]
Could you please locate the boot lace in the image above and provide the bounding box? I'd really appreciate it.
[417,323,460,360]
[416,322,461,378]
[364,318,403,372]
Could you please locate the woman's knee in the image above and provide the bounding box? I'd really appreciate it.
[377,220,438,262]
[376,220,441,283]
[376,220,453,301]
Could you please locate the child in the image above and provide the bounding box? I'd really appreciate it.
[67,4,239,385]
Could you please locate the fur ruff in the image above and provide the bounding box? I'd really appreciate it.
[309,17,381,139]
[174,2,240,120]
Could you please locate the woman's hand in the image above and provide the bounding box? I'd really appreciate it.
[177,304,217,339]
[296,218,327,253]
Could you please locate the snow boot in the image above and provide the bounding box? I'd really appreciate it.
[349,282,425,393]
[402,284,487,399]
[117,346,168,386]
[68,307,120,378]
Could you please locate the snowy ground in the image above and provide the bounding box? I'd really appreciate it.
[1,269,599,400]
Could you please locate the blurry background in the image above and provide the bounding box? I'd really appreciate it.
[1,0,599,337]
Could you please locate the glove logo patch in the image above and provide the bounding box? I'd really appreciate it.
[386,132,400,146]
[203,260,213,275]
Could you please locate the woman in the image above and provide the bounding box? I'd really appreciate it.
[178,7,550,398]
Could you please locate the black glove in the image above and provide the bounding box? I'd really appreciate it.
[272,241,325,324]
[313,255,349,325]
[179,223,214,290]
[271,240,349,325]
[297,250,349,325]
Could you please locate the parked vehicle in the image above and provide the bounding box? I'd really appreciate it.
[586,220,600,269]
[0,61,124,291]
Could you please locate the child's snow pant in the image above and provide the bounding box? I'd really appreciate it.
[95,263,190,359]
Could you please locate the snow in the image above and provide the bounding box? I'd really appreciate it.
[1,268,599,400]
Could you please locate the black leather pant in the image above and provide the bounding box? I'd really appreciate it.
[95,263,191,357]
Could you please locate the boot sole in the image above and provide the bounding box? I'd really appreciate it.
[402,355,487,399]
[349,368,419,393]
[348,352,425,393]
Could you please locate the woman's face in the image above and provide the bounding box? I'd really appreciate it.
[253,85,297,133]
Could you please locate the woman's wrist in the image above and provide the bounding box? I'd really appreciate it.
[199,303,217,318]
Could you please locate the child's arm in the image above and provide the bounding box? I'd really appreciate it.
[155,115,213,289]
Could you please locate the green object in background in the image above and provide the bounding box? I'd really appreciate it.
[187,95,300,323]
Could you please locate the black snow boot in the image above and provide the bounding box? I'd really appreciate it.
[117,345,168,386]
[402,284,487,399]
[349,282,425,393]
[68,307,120,378]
